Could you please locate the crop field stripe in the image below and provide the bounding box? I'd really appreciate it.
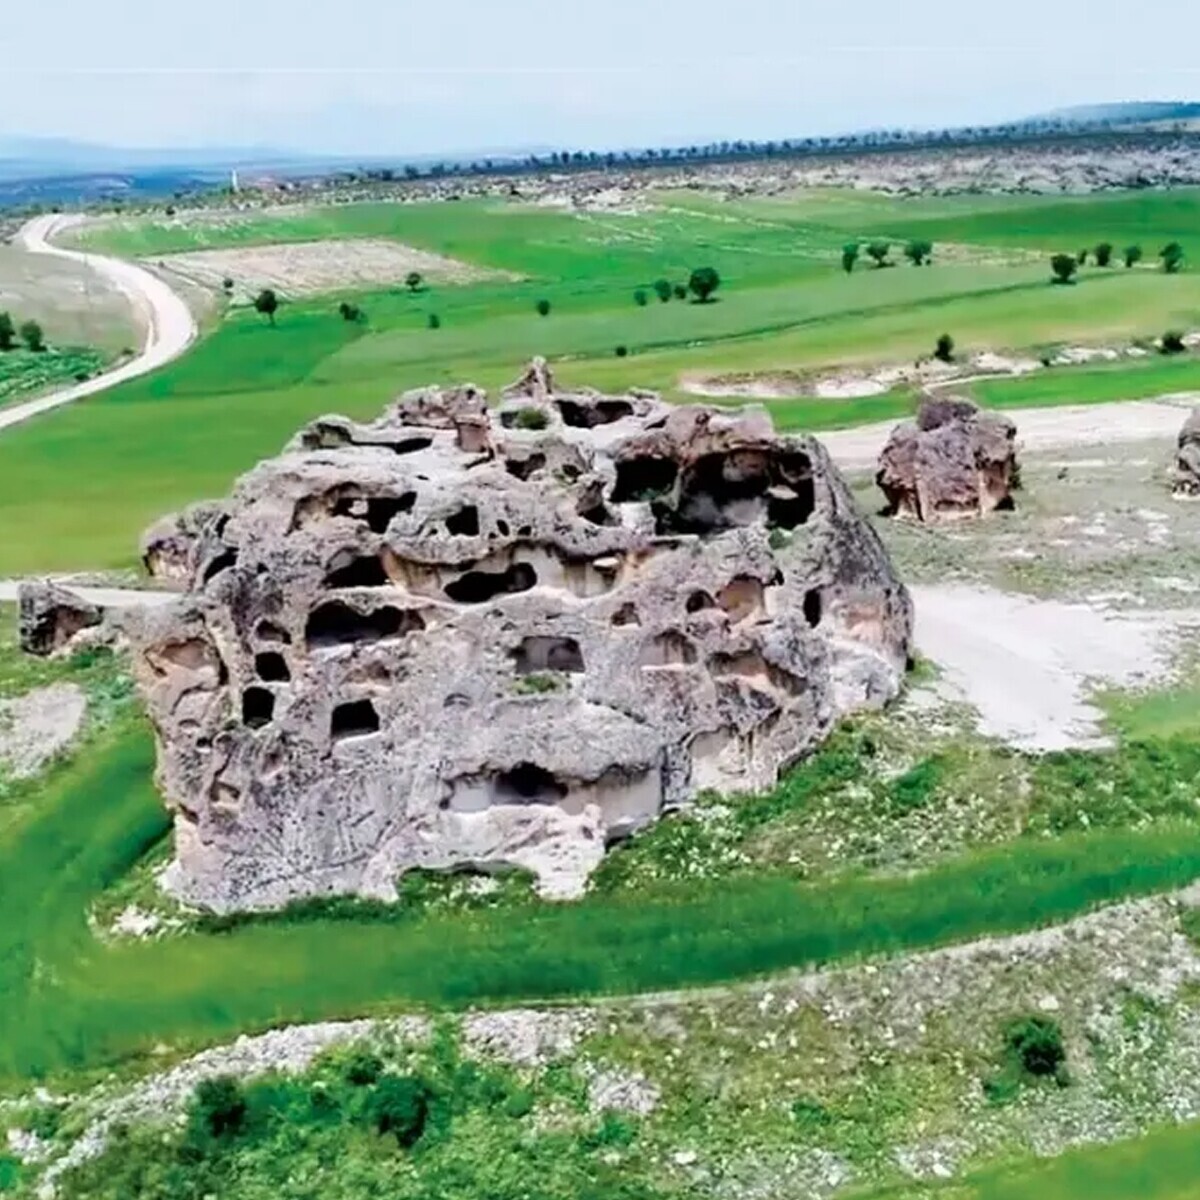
[6,724,1200,1077]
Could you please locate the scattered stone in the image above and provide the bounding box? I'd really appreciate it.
[0,683,87,778]
[877,396,1018,522]
[132,362,912,912]
[586,1067,661,1116]
[463,1009,593,1067]
[1172,409,1200,498]
[18,582,102,657]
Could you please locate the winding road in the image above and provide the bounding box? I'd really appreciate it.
[0,214,197,434]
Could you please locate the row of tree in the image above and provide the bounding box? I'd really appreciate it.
[0,312,45,352]
[1050,242,1184,283]
[842,240,934,273]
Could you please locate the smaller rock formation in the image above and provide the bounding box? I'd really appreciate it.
[1173,409,1200,498]
[18,582,102,657]
[877,395,1017,522]
[142,502,230,587]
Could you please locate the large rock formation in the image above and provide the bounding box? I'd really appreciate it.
[1174,409,1200,498]
[132,365,913,911]
[877,396,1018,522]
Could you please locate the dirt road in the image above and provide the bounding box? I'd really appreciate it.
[0,214,197,434]
[820,398,1195,471]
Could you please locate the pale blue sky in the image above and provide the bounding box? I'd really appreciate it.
[3,0,1200,154]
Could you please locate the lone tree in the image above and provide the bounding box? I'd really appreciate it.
[405,271,423,293]
[904,239,934,266]
[253,288,279,325]
[633,288,649,307]
[1161,242,1185,274]
[535,298,552,317]
[0,312,14,352]
[1124,245,1144,268]
[934,333,955,363]
[19,320,45,352]
[1050,254,1078,285]
[653,278,673,303]
[842,242,860,274]
[688,266,721,303]
[866,241,891,267]
[1094,242,1114,267]
[338,301,364,323]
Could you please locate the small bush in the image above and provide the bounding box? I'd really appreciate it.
[688,266,720,302]
[221,276,234,291]
[1077,248,1089,266]
[791,1096,834,1135]
[1162,330,1187,354]
[1161,242,1185,274]
[866,240,891,267]
[428,312,441,329]
[369,1074,433,1146]
[934,333,955,363]
[188,1076,248,1141]
[1007,1016,1066,1078]
[338,301,364,323]
[633,288,649,307]
[514,672,563,695]
[841,242,860,273]
[19,320,45,352]
[653,279,672,302]
[904,239,933,266]
[405,271,423,293]
[535,298,552,317]
[615,344,629,357]
[1124,244,1144,268]
[513,407,549,431]
[341,1048,385,1086]
[582,1111,637,1150]
[672,283,688,300]
[1095,242,1113,267]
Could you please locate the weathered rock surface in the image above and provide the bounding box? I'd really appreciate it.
[141,502,229,587]
[18,581,102,657]
[1174,409,1200,498]
[877,396,1018,522]
[133,364,912,911]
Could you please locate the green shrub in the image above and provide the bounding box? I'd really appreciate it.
[1124,244,1144,268]
[583,1111,637,1149]
[653,279,672,302]
[535,298,552,316]
[866,241,891,267]
[1095,242,1114,267]
[688,266,720,302]
[1161,242,1185,274]
[513,406,549,431]
[341,1048,385,1086]
[934,333,955,363]
[188,1076,248,1141]
[885,755,945,813]
[369,1074,433,1146]
[1050,254,1078,284]
[1162,330,1187,354]
[428,312,441,329]
[841,242,860,273]
[672,282,688,300]
[1006,1015,1067,1078]
[633,288,649,307]
[514,672,562,695]
[615,344,629,357]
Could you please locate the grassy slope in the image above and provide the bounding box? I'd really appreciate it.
[6,715,1200,1080]
[5,189,1200,575]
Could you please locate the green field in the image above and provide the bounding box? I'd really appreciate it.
[2,187,1196,575]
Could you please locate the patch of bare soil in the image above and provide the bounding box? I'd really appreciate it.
[153,238,510,299]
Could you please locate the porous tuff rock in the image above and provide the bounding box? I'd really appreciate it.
[18,581,102,657]
[133,366,912,911]
[142,502,230,587]
[1174,409,1200,498]
[877,396,1018,522]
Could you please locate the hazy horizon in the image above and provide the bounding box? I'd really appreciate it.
[4,0,1200,158]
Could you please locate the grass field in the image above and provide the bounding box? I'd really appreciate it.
[0,187,1194,575]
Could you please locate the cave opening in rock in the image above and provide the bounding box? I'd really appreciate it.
[446,505,481,537]
[255,619,291,645]
[639,630,698,667]
[324,553,389,589]
[611,603,640,627]
[611,456,679,504]
[686,591,715,613]
[505,453,546,481]
[242,686,275,730]
[254,651,291,682]
[364,493,417,533]
[202,548,238,583]
[767,480,815,530]
[717,577,766,623]
[444,562,537,604]
[556,398,634,428]
[511,636,585,674]
[331,699,381,740]
[494,762,569,804]
[391,436,434,455]
[306,602,424,649]
[803,588,823,628]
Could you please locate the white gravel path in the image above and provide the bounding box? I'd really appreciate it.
[820,398,1197,471]
[0,215,196,434]
[910,583,1200,751]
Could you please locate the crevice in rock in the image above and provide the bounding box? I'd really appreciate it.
[556,398,634,428]
[254,651,291,682]
[611,455,679,504]
[446,505,481,537]
[686,591,716,613]
[611,603,640,627]
[803,588,823,628]
[505,453,546,481]
[202,548,238,584]
[391,436,434,455]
